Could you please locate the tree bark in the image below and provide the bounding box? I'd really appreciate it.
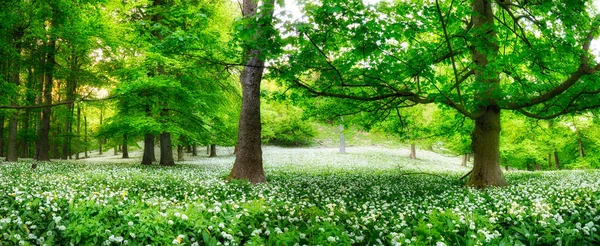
[177,145,184,161]
[84,114,88,158]
[141,134,155,165]
[465,0,507,188]
[186,145,192,153]
[339,123,346,154]
[35,36,56,161]
[159,132,174,166]
[192,144,197,156]
[409,143,416,159]
[209,144,217,157]
[0,116,4,157]
[578,138,584,158]
[461,154,468,167]
[228,0,276,184]
[122,134,129,158]
[99,109,103,155]
[75,107,81,159]
[554,151,560,170]
[6,63,20,162]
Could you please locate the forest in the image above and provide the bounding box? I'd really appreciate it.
[1,0,600,245]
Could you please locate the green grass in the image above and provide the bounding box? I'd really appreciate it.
[0,147,599,245]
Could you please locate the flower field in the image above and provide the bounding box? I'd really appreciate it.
[1,147,599,245]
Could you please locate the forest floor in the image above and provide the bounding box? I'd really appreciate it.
[1,145,599,245]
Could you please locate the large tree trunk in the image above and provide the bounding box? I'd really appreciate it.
[409,143,416,159]
[465,0,507,188]
[159,132,174,166]
[209,144,217,157]
[35,37,56,161]
[467,107,508,187]
[554,151,560,170]
[228,0,275,184]
[141,134,155,165]
[122,134,129,158]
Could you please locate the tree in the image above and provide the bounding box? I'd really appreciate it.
[228,0,277,184]
[274,0,600,187]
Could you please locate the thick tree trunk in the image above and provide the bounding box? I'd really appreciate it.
[465,0,507,188]
[35,37,56,161]
[409,143,416,159]
[0,116,4,157]
[177,145,184,161]
[122,134,129,158]
[466,107,508,187]
[141,134,155,165]
[227,0,275,183]
[554,151,560,170]
[159,132,174,166]
[192,144,198,156]
[461,154,468,167]
[212,144,217,156]
[578,138,584,158]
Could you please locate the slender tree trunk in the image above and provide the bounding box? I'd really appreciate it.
[578,138,584,158]
[122,134,129,158]
[409,143,416,159]
[177,145,183,161]
[467,153,471,162]
[192,144,197,156]
[211,144,218,157]
[19,109,30,158]
[548,153,552,169]
[98,109,103,155]
[75,107,81,159]
[554,151,560,170]
[141,134,155,165]
[339,123,346,154]
[462,154,468,167]
[159,132,174,166]
[114,145,118,155]
[84,115,88,158]
[35,37,56,161]
[186,145,192,153]
[6,70,20,162]
[0,116,4,157]
[207,145,210,155]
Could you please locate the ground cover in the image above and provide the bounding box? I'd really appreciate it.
[0,147,599,245]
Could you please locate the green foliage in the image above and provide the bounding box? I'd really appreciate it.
[262,101,316,146]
